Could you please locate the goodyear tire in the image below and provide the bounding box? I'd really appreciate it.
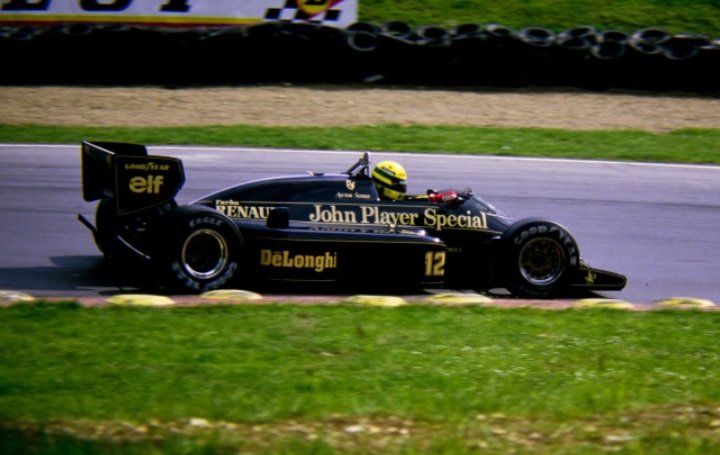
[502,218,580,298]
[154,206,243,293]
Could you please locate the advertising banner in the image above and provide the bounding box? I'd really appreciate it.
[0,0,357,27]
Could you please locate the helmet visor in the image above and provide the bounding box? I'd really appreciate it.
[387,180,407,194]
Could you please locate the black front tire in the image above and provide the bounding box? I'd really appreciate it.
[153,206,243,293]
[501,218,580,298]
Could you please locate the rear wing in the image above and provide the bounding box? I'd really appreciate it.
[81,140,185,215]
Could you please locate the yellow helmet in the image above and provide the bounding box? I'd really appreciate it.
[372,161,407,200]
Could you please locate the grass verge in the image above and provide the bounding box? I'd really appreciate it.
[359,0,720,34]
[1,125,720,165]
[2,302,720,453]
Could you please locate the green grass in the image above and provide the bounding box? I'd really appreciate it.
[2,124,720,164]
[3,302,720,453]
[360,0,720,34]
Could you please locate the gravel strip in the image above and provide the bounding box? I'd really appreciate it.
[2,85,719,132]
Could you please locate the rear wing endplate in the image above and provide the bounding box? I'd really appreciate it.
[81,140,185,215]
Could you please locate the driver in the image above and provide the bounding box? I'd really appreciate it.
[371,161,408,200]
[371,160,459,204]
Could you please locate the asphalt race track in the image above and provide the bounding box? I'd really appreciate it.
[1,143,718,304]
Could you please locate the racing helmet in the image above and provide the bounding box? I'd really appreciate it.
[371,161,407,200]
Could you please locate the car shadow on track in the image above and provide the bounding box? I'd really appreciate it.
[0,256,152,296]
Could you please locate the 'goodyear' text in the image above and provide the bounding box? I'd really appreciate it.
[123,161,170,171]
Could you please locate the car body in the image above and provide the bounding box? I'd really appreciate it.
[79,140,626,296]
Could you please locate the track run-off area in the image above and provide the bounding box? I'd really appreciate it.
[0,144,718,307]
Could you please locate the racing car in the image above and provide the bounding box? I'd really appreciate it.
[78,140,626,297]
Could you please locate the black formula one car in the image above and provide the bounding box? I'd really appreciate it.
[79,141,626,297]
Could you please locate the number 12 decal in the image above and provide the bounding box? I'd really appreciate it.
[424,251,446,277]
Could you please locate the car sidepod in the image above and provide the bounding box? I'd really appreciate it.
[236,215,447,290]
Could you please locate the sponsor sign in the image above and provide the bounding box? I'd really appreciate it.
[215,199,490,233]
[260,249,338,273]
[0,0,357,27]
[115,155,184,215]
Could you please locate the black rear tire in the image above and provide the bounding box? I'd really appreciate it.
[501,218,580,298]
[153,206,243,292]
[94,198,123,260]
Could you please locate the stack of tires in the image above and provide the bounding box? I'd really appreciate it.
[1,21,717,92]
[340,21,719,92]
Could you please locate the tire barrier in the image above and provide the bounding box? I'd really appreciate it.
[1,21,717,92]
[381,20,413,39]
